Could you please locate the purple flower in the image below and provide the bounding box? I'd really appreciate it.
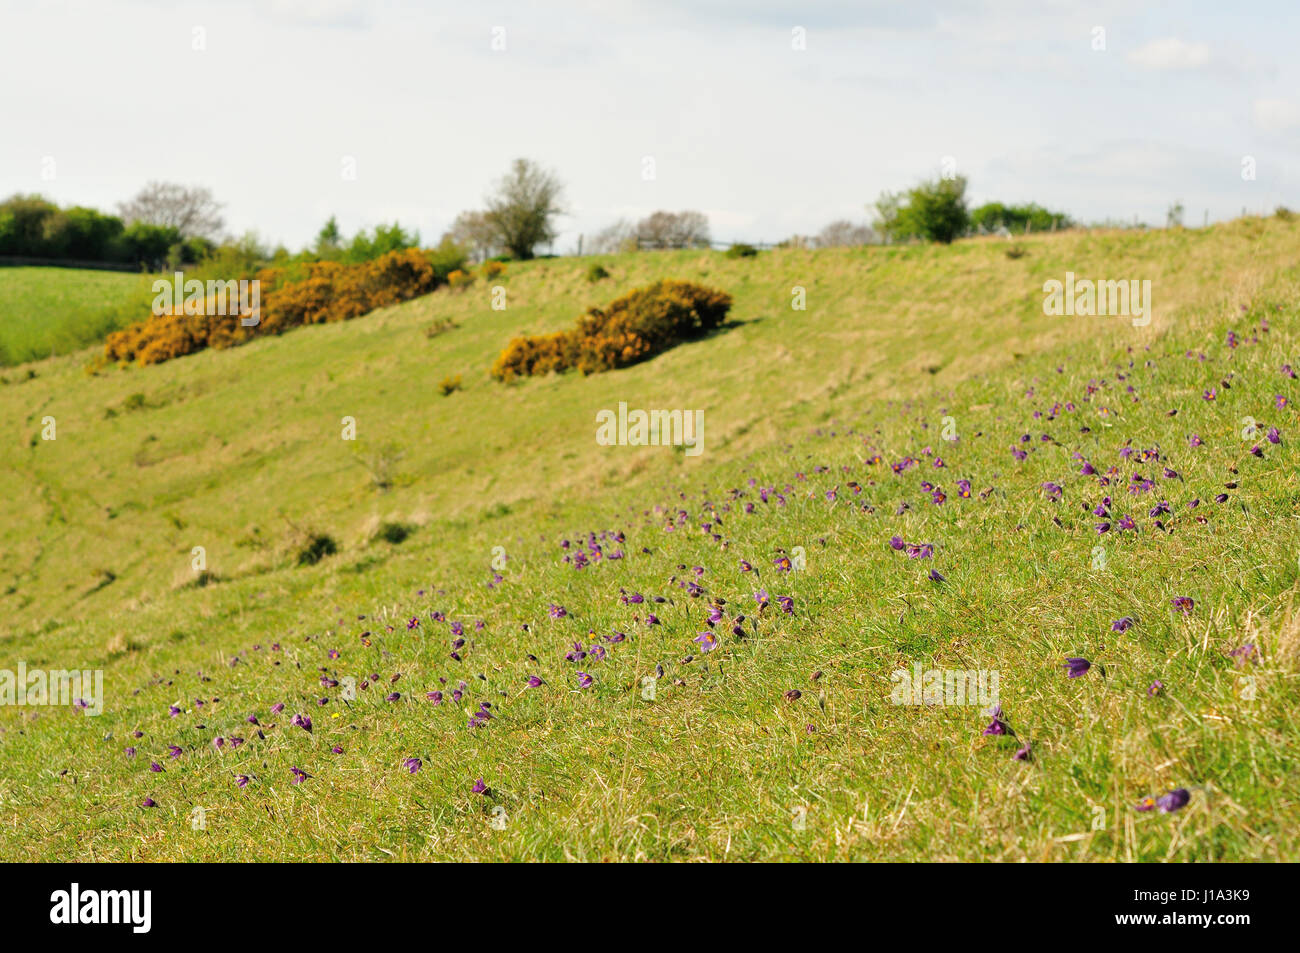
[1112,617,1134,632]
[577,672,594,688]
[527,675,544,688]
[290,713,313,733]
[235,775,250,788]
[1171,596,1195,614]
[694,631,719,653]
[1064,657,1091,679]
[1157,788,1191,813]
[549,604,567,619]
[142,797,158,808]
[290,766,310,784]
[1012,743,1032,762]
[1147,680,1164,697]
[471,778,488,794]
[982,705,1012,736]
[1228,644,1259,667]
[404,757,422,774]
[928,568,946,583]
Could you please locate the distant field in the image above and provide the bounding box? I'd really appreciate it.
[1,219,1298,861]
[0,266,149,367]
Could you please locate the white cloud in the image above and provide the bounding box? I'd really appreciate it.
[1252,98,1300,134]
[1127,37,1211,71]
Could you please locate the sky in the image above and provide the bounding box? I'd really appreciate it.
[1,0,1297,251]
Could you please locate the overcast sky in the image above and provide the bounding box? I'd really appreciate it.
[2,0,1296,250]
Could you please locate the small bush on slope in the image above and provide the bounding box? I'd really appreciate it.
[490,279,731,380]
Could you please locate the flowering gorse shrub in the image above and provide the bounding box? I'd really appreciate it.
[491,279,731,381]
[105,248,462,365]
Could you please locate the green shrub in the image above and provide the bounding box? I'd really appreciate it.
[725,243,758,258]
[438,374,463,396]
[374,521,413,545]
[875,176,970,244]
[586,263,610,282]
[295,533,338,566]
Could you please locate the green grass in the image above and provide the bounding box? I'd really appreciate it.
[1,219,1298,861]
[0,266,151,367]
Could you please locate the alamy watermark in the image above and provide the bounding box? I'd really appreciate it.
[595,401,704,457]
[890,663,999,707]
[152,272,260,326]
[0,661,103,715]
[1043,272,1150,327]
[49,883,150,933]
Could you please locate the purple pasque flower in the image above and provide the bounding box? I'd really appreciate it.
[981,705,1012,736]
[1171,596,1195,614]
[577,672,594,688]
[1228,644,1259,667]
[1064,657,1091,679]
[693,631,719,653]
[1112,617,1135,632]
[1157,788,1190,812]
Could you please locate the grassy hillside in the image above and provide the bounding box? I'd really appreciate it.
[0,265,150,367]
[1,218,1298,861]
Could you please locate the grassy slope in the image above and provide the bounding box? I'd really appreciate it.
[0,266,150,367]
[1,218,1298,861]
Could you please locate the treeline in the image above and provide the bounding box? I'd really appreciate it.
[0,195,211,267]
[873,177,1073,244]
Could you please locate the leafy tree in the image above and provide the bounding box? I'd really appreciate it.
[970,202,1072,234]
[314,216,343,256]
[874,176,970,244]
[483,159,565,260]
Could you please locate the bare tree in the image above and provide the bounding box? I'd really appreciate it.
[635,210,711,249]
[588,219,636,254]
[441,210,499,263]
[482,159,565,259]
[815,219,877,247]
[118,181,225,240]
